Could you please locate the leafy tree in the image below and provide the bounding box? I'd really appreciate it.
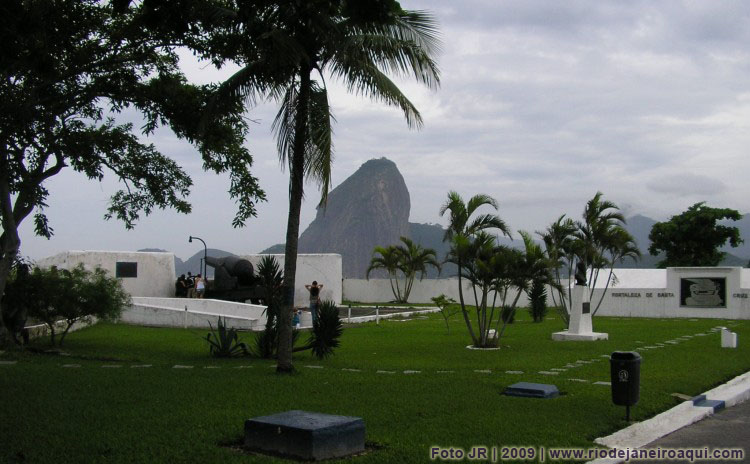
[3,264,129,346]
[206,0,441,372]
[0,257,33,344]
[367,237,440,303]
[440,191,510,346]
[0,0,265,342]
[648,202,743,267]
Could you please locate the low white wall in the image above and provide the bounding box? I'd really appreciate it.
[37,251,175,298]
[244,254,342,307]
[132,297,267,322]
[344,268,750,320]
[121,304,258,330]
[343,278,530,307]
[124,298,316,330]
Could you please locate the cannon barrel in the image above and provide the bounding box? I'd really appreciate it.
[205,256,255,286]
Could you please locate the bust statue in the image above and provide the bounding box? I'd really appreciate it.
[574,261,587,286]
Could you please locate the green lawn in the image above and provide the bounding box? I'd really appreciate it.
[1,311,748,463]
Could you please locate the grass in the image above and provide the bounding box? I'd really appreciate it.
[1,310,748,463]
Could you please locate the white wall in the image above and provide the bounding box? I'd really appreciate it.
[122,304,258,330]
[344,268,750,320]
[343,278,530,307]
[37,250,175,298]
[131,297,267,322]
[594,267,750,319]
[244,254,342,307]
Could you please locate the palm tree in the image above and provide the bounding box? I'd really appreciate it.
[538,215,577,325]
[591,226,640,315]
[212,2,441,372]
[576,191,626,293]
[367,237,440,303]
[538,193,638,327]
[440,191,510,346]
[393,237,440,303]
[366,245,406,303]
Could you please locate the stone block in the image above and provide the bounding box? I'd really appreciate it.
[503,382,559,399]
[244,410,365,460]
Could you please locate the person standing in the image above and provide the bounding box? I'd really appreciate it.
[195,274,206,299]
[292,308,300,329]
[186,272,195,298]
[175,274,188,297]
[305,281,323,322]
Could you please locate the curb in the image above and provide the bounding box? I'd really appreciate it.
[588,370,750,464]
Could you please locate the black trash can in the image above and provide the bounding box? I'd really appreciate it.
[610,351,641,407]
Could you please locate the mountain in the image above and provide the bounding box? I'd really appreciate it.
[261,157,533,278]
[257,158,750,276]
[298,157,411,278]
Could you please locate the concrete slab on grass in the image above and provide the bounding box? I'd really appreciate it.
[244,410,364,460]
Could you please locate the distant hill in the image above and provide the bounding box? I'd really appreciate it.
[619,214,749,268]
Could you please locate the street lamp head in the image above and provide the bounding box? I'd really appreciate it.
[188,236,193,243]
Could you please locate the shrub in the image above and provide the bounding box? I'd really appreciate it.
[2,264,129,346]
[431,294,458,334]
[529,280,548,323]
[253,256,284,358]
[501,305,515,324]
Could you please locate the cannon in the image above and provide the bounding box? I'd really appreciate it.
[205,256,264,303]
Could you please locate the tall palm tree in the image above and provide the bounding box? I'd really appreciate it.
[538,215,577,325]
[576,191,626,291]
[440,191,510,346]
[215,2,440,372]
[539,193,638,326]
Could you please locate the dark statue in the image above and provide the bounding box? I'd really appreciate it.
[574,261,587,286]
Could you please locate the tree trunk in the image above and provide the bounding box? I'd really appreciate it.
[456,257,478,346]
[276,68,312,373]
[0,173,22,346]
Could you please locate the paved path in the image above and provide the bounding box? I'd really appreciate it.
[636,400,750,463]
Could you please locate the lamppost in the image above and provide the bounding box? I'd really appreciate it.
[188,235,207,277]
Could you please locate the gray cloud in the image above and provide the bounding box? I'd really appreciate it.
[19,0,750,260]
[646,174,726,196]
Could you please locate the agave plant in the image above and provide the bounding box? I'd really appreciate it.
[205,317,248,358]
[294,300,343,359]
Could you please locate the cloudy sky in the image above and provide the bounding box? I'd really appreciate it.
[18,0,750,261]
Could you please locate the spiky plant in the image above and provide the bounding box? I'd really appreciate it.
[294,300,342,359]
[205,317,248,358]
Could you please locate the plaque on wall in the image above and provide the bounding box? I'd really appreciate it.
[115,261,138,278]
[680,278,725,308]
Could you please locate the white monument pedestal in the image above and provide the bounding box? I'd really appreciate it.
[721,328,738,348]
[552,285,608,341]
